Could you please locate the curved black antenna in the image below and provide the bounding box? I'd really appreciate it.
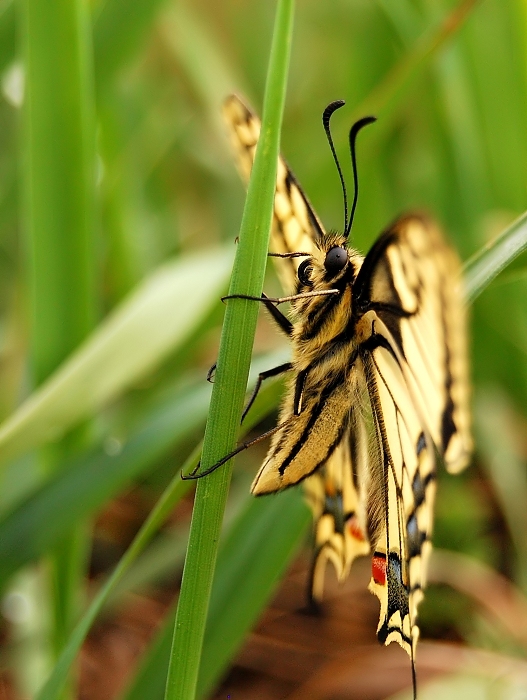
[322,100,348,234]
[346,115,377,237]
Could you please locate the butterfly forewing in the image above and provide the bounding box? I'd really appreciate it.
[223,95,325,292]
[223,95,472,659]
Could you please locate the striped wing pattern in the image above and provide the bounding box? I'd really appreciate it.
[223,95,471,657]
[355,216,472,475]
[359,315,437,654]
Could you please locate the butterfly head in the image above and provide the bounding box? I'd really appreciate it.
[296,233,358,292]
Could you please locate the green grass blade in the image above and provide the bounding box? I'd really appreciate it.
[21,0,97,386]
[163,1,294,697]
[0,249,231,469]
[464,210,527,302]
[21,0,98,675]
[197,489,310,697]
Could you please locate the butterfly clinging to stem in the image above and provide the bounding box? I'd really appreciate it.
[191,94,472,696]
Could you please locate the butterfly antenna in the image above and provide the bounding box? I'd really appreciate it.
[322,100,348,234]
[346,115,377,237]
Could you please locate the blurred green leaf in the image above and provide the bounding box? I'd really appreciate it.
[21,0,97,385]
[0,381,210,593]
[0,249,231,468]
[21,0,99,672]
[475,388,527,591]
[93,0,169,89]
[159,4,247,141]
[0,1,15,73]
[352,0,481,129]
[464,210,527,301]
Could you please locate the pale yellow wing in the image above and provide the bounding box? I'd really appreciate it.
[223,94,325,292]
[358,314,435,655]
[354,214,472,474]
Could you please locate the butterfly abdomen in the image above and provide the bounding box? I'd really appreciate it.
[251,362,360,494]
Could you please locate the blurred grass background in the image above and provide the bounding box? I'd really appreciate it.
[0,0,526,698]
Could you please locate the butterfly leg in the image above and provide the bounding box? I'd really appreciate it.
[223,289,339,306]
[207,357,291,405]
[207,292,292,387]
[260,293,293,336]
[206,363,217,383]
[181,418,291,480]
[242,362,293,423]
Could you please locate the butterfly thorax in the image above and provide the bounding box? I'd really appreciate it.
[290,234,364,374]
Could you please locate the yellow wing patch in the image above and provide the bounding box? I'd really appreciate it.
[355,215,472,474]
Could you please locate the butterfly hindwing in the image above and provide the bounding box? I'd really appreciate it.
[358,313,436,654]
[304,416,371,602]
[352,214,470,653]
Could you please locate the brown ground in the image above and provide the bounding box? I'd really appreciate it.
[76,555,441,699]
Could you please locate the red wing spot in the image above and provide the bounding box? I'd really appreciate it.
[372,553,387,586]
[325,480,336,498]
[347,515,366,541]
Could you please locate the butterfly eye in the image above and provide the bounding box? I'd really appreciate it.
[297,259,313,287]
[324,246,348,273]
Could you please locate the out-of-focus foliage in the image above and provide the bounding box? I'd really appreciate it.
[0,0,527,698]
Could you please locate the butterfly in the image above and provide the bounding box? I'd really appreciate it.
[220,93,472,687]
